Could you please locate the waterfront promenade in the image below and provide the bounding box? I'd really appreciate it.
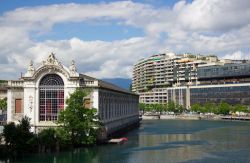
[142,113,250,121]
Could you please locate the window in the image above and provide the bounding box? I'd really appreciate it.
[84,99,91,109]
[39,74,64,121]
[15,99,22,113]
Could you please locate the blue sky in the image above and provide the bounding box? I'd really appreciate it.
[0,0,249,79]
[0,0,184,42]
[0,0,186,13]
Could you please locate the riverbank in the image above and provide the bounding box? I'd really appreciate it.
[5,120,250,163]
[142,114,250,121]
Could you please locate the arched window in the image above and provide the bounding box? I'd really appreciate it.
[39,74,64,121]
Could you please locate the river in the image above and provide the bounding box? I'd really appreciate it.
[11,120,250,162]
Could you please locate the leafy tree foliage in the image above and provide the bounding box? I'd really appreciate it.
[176,104,184,113]
[140,101,185,114]
[3,116,34,154]
[141,100,249,115]
[37,128,59,152]
[190,101,249,115]
[232,104,248,113]
[167,101,176,112]
[57,88,100,146]
[139,103,146,113]
[0,98,7,110]
[218,101,231,115]
[191,103,202,113]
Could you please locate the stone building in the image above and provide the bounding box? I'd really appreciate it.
[0,82,7,100]
[7,53,139,138]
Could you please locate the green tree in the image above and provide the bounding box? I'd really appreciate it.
[37,128,57,152]
[210,103,219,114]
[155,103,164,114]
[2,122,17,149]
[176,104,184,113]
[139,103,146,114]
[232,104,249,113]
[191,103,202,113]
[0,98,7,110]
[3,116,34,154]
[57,89,100,146]
[218,101,231,115]
[145,104,153,112]
[162,103,168,112]
[167,101,176,112]
[36,128,69,152]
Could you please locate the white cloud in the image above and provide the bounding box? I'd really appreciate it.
[177,0,250,31]
[223,51,250,60]
[0,0,250,79]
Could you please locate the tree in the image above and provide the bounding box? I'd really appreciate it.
[176,104,184,113]
[57,89,100,146]
[154,103,164,114]
[167,101,176,112]
[3,116,34,154]
[37,128,59,153]
[232,104,249,113]
[139,103,146,114]
[162,103,168,112]
[0,98,7,110]
[218,101,231,115]
[191,103,202,113]
[145,104,153,112]
[2,122,17,149]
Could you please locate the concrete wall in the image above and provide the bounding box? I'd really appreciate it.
[98,88,139,136]
[7,88,24,123]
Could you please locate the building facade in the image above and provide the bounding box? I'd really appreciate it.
[7,53,139,138]
[133,53,250,108]
[0,81,7,100]
[132,53,213,93]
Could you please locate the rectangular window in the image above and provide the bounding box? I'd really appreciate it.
[15,99,22,113]
[84,99,91,109]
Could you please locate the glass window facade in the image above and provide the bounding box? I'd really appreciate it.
[39,74,64,121]
[198,63,250,79]
[190,86,250,106]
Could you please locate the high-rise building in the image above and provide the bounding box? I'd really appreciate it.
[132,53,250,108]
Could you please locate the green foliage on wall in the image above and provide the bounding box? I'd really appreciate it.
[0,98,7,110]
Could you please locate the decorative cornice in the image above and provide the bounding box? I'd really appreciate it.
[23,53,80,80]
[42,52,62,68]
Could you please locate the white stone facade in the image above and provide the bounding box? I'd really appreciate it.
[7,54,139,136]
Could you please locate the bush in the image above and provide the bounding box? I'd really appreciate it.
[37,128,58,153]
[2,116,34,155]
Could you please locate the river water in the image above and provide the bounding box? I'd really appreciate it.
[13,120,250,163]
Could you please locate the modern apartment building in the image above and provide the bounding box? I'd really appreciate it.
[132,53,250,108]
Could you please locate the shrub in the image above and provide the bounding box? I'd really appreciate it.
[2,116,34,155]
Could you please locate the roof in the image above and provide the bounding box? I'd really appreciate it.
[79,73,138,96]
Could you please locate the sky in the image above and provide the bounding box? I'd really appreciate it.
[0,0,250,79]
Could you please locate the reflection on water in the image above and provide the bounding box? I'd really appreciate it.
[10,120,250,163]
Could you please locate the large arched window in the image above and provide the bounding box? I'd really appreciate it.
[39,74,64,121]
